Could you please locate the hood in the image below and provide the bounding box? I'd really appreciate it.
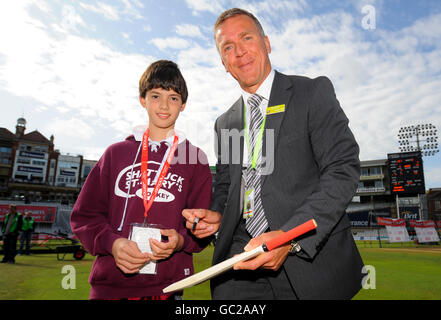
[131,124,187,146]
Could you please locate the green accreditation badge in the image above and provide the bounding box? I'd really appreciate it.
[266,104,285,115]
[243,188,255,219]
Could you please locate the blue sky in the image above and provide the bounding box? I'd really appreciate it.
[0,0,440,188]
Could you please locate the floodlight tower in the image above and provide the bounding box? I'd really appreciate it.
[398,123,439,156]
[396,123,439,220]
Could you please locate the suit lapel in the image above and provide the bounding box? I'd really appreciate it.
[225,97,245,228]
[228,97,244,133]
[262,71,293,186]
[227,96,245,172]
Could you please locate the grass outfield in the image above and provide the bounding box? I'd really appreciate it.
[0,244,440,300]
[0,253,93,299]
[353,247,441,300]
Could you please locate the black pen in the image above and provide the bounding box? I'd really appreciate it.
[192,217,200,232]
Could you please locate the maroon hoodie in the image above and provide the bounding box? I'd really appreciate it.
[71,132,212,299]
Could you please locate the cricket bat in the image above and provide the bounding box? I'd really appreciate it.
[163,219,317,293]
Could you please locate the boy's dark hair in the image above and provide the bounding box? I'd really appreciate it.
[139,60,188,104]
[214,8,265,40]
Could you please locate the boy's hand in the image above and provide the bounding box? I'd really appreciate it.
[148,229,184,261]
[112,238,150,274]
[182,209,221,238]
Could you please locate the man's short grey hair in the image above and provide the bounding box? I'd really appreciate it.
[214,8,266,41]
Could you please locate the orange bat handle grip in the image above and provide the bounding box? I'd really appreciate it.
[264,219,317,251]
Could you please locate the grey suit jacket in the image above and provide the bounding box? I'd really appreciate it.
[210,71,365,299]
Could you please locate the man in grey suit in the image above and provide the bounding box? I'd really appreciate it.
[183,8,365,299]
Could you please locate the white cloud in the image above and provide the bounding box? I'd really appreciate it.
[61,5,86,32]
[176,24,205,39]
[236,0,307,21]
[121,32,133,44]
[79,2,120,21]
[185,0,225,15]
[119,0,144,19]
[46,117,95,139]
[79,0,144,21]
[150,37,190,51]
[33,1,52,14]
[78,146,107,161]
[143,24,152,32]
[0,1,155,153]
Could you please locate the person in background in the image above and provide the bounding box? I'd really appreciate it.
[1,204,23,264]
[19,211,35,255]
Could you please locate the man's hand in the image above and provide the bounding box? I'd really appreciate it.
[233,230,290,271]
[182,209,222,238]
[111,238,150,274]
[148,229,184,261]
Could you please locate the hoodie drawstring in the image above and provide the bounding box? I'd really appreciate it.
[117,142,142,232]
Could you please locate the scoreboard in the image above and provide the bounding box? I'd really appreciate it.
[387,151,425,195]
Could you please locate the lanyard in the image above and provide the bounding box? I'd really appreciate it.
[244,104,267,170]
[141,129,179,224]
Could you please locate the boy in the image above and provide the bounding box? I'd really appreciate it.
[71,60,212,300]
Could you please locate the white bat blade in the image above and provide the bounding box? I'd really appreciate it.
[163,246,264,293]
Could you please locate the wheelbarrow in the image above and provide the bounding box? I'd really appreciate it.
[55,244,86,261]
[34,232,87,261]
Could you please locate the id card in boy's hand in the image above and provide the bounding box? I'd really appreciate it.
[129,224,161,274]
